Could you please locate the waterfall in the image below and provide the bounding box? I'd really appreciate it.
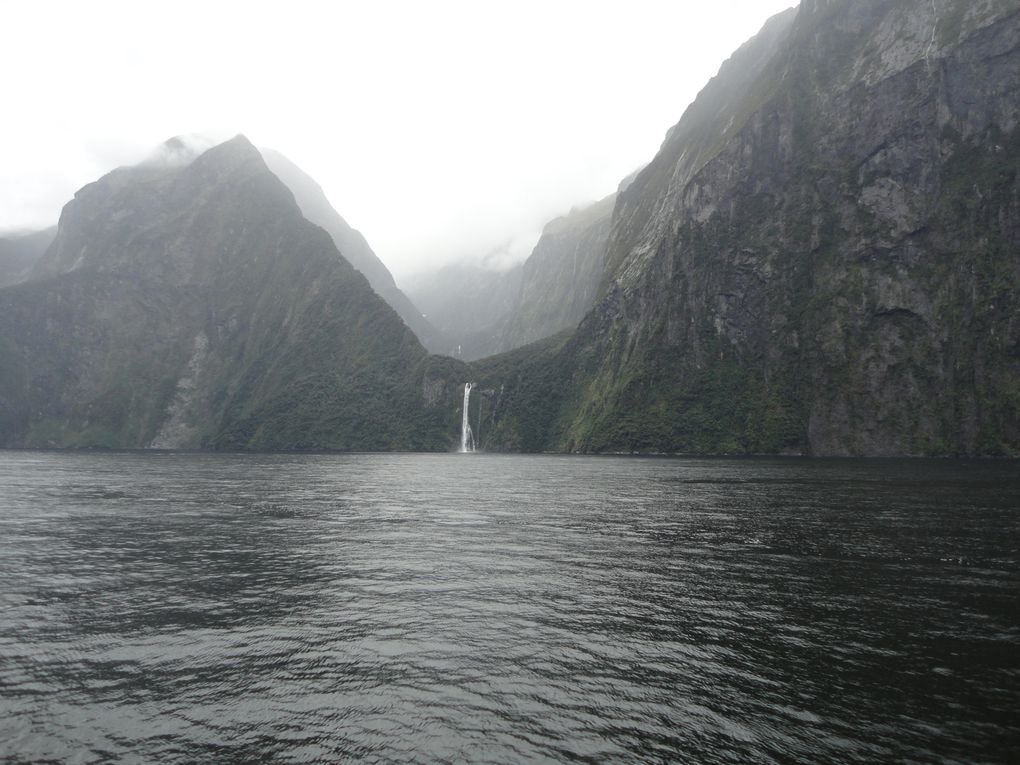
[460,383,475,453]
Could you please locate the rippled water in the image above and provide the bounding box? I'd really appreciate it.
[1,452,1018,763]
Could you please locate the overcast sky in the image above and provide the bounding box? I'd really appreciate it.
[2,0,794,278]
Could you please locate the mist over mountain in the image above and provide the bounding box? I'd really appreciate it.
[0,227,55,288]
[405,190,622,361]
[260,149,447,353]
[473,0,1020,457]
[0,136,465,450]
[404,259,524,360]
[0,0,1016,458]
[497,193,617,353]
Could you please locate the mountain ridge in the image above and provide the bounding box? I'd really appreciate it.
[405,192,619,361]
[473,0,1020,457]
[259,149,448,353]
[0,134,467,450]
[2,0,1016,457]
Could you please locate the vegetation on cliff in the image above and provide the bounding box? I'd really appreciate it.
[475,0,1020,457]
[0,137,467,450]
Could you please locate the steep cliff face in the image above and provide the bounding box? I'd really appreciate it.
[259,149,446,353]
[479,0,1020,456]
[0,227,55,287]
[498,194,615,352]
[406,194,617,361]
[0,136,465,450]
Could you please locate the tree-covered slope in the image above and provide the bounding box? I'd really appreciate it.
[476,0,1020,457]
[0,136,466,450]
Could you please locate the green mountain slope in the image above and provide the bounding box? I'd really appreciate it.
[0,136,466,450]
[476,0,1020,457]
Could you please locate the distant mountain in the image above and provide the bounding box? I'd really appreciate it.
[406,191,622,361]
[259,149,446,353]
[0,227,55,288]
[404,259,523,359]
[0,136,466,450]
[498,193,616,352]
[475,0,1020,456]
[4,0,1014,458]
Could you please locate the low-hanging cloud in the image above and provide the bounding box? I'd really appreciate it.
[0,0,795,272]
[140,132,232,168]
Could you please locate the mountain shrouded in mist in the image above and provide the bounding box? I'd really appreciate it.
[259,149,447,353]
[498,192,617,353]
[472,0,1020,456]
[0,227,55,288]
[0,136,466,450]
[406,187,624,361]
[404,259,524,360]
[1,0,1016,457]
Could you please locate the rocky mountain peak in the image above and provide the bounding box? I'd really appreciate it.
[32,134,299,283]
[258,147,447,353]
[0,135,465,451]
[183,133,269,184]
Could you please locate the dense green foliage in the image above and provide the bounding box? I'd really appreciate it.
[0,137,466,451]
[2,2,1016,457]
[476,0,1020,456]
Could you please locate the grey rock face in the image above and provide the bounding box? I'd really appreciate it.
[499,194,616,352]
[407,194,616,362]
[0,227,55,288]
[148,330,211,448]
[259,149,447,353]
[481,0,1020,457]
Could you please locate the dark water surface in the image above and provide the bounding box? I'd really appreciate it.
[1,452,1018,763]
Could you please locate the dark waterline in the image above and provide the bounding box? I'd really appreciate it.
[1,451,1018,763]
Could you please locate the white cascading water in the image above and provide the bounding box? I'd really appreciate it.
[460,383,475,453]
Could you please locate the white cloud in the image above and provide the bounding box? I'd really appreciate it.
[0,0,795,274]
